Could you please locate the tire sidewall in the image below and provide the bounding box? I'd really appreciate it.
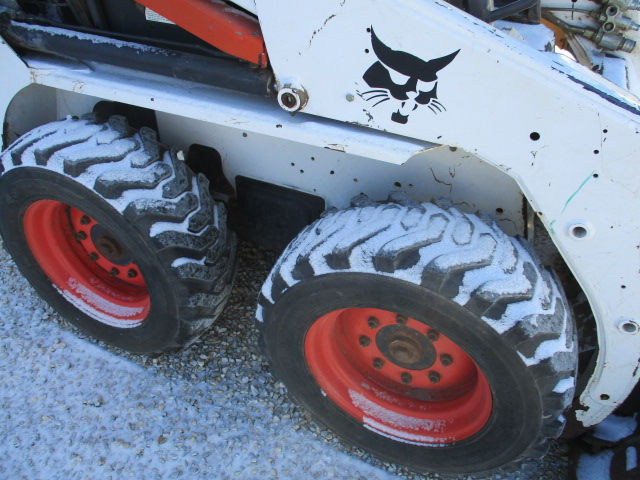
[0,167,181,352]
[266,272,542,474]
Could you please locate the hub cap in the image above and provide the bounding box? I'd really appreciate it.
[305,308,492,444]
[23,200,150,327]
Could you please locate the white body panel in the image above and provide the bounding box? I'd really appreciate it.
[1,0,639,427]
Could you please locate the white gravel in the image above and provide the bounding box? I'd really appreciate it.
[0,239,569,480]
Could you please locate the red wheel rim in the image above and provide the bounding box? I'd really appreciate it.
[23,200,150,327]
[305,308,492,444]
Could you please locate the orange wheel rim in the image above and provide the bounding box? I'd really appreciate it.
[23,200,150,327]
[305,307,492,444]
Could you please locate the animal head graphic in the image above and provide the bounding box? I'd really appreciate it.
[362,28,460,124]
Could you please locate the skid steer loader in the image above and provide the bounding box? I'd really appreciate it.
[0,0,639,475]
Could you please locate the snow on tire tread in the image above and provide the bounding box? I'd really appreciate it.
[0,114,236,350]
[257,196,577,460]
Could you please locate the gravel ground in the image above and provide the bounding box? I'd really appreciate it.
[0,238,570,480]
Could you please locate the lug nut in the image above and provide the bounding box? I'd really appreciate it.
[127,269,138,279]
[373,358,385,370]
[76,231,87,241]
[80,215,91,225]
[109,267,120,277]
[427,329,440,341]
[440,354,453,366]
[89,252,99,262]
[396,314,408,326]
[367,317,379,329]
[428,371,441,384]
[401,372,412,384]
[359,335,371,347]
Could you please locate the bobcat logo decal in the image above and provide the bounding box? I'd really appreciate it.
[361,28,460,124]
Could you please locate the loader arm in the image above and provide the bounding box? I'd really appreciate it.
[134,0,268,67]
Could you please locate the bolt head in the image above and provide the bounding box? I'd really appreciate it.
[396,314,408,326]
[427,329,440,341]
[367,317,379,329]
[76,231,87,241]
[359,335,371,347]
[127,269,138,279]
[440,354,453,366]
[373,358,385,370]
[80,215,91,225]
[109,267,120,277]
[428,371,441,383]
[89,252,99,262]
[401,372,412,384]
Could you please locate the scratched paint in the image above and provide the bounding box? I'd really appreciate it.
[562,170,596,214]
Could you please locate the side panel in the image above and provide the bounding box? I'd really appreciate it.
[255,0,640,426]
[0,39,31,149]
[155,111,526,235]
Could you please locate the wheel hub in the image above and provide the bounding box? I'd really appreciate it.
[376,325,436,370]
[91,225,132,266]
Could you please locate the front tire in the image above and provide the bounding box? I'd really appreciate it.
[257,197,577,475]
[0,115,236,353]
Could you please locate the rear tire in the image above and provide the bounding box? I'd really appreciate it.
[0,115,236,353]
[257,196,577,475]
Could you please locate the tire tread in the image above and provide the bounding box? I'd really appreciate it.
[256,195,577,474]
[0,115,237,352]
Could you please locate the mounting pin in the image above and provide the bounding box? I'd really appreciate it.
[277,82,308,113]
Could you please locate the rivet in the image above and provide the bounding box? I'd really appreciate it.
[346,93,355,102]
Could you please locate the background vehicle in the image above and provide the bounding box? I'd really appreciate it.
[0,0,639,475]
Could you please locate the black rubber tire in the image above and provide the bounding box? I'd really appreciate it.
[0,114,236,353]
[257,195,577,475]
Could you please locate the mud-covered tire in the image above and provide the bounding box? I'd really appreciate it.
[257,195,577,475]
[0,115,236,353]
